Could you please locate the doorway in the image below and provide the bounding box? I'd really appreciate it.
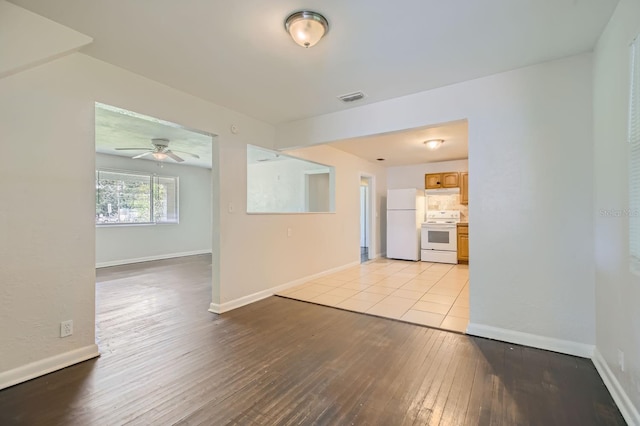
[360,175,373,263]
[94,102,218,333]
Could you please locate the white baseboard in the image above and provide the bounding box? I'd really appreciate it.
[209,260,361,314]
[0,344,99,391]
[96,249,211,268]
[592,348,640,425]
[466,323,594,358]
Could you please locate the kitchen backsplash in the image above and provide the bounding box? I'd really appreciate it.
[426,194,469,222]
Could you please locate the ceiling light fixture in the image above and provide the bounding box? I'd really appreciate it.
[285,11,329,48]
[424,139,444,150]
[152,152,168,160]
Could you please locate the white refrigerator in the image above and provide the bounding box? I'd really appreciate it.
[386,189,425,261]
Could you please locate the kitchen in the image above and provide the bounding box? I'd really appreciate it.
[386,170,469,265]
[278,120,470,332]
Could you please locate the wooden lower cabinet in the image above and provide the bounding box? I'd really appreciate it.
[457,224,469,263]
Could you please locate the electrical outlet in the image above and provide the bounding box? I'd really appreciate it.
[60,320,73,338]
[287,227,292,237]
[618,349,625,372]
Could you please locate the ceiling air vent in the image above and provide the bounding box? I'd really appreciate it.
[338,91,365,103]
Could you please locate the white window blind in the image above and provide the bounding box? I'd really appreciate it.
[630,35,640,275]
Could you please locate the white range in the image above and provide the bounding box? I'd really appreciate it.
[420,210,460,264]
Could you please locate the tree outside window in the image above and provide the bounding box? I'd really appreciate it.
[96,170,178,224]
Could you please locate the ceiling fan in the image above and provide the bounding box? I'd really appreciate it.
[115,138,200,163]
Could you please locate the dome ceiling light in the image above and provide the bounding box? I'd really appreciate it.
[424,139,444,150]
[285,11,329,48]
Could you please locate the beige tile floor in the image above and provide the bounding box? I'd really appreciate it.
[276,258,469,333]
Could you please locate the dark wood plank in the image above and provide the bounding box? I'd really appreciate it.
[0,255,626,425]
[439,337,479,425]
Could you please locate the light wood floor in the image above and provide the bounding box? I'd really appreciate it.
[0,255,625,425]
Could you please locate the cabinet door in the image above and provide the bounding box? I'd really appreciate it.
[425,173,442,189]
[457,226,469,262]
[460,172,469,204]
[442,172,459,188]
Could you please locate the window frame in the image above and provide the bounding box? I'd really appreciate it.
[629,35,640,276]
[95,168,179,226]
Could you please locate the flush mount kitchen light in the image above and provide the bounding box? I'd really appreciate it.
[424,139,444,150]
[285,11,329,48]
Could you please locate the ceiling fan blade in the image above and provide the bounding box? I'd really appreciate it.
[170,150,200,159]
[115,147,151,151]
[165,151,185,162]
[132,151,153,159]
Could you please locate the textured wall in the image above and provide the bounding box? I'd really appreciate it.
[593,0,640,417]
[0,50,274,377]
[277,54,596,347]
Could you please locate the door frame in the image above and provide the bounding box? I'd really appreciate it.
[359,173,376,261]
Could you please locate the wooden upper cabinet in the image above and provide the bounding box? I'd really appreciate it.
[441,172,459,188]
[460,172,469,204]
[425,173,442,189]
[425,172,459,189]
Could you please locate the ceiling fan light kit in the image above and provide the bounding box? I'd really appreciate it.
[152,152,168,160]
[285,10,329,48]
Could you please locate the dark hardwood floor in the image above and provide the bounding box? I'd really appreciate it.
[0,255,625,425]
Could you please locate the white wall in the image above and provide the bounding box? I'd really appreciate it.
[277,54,596,355]
[0,3,388,387]
[593,0,640,421]
[0,1,92,78]
[215,142,387,305]
[0,51,272,385]
[387,159,468,190]
[95,153,212,266]
[247,159,304,212]
[247,157,330,213]
[0,3,275,385]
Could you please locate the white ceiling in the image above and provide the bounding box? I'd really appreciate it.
[95,104,213,168]
[10,0,617,125]
[97,104,466,168]
[248,145,329,170]
[329,120,468,167]
[247,145,284,164]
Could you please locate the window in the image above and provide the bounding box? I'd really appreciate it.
[630,35,640,274]
[96,170,178,225]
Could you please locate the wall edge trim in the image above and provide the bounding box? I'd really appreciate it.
[0,344,99,391]
[466,323,594,358]
[209,260,361,314]
[592,347,640,425]
[96,250,212,268]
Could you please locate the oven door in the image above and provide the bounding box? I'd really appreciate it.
[423,224,457,251]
